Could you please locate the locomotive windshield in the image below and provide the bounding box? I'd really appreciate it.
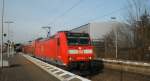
[66,32,90,45]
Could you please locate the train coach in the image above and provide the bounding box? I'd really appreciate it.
[23,31,103,73]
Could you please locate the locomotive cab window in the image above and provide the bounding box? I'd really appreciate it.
[66,32,90,45]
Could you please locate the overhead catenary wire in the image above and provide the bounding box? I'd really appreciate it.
[88,4,133,22]
[58,0,109,26]
[70,4,133,28]
[49,0,134,32]
[50,0,84,25]
[54,1,133,28]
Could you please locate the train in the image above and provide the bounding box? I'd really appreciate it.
[22,31,103,74]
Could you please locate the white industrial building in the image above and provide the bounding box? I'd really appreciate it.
[70,21,129,42]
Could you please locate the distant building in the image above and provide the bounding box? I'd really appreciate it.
[70,21,128,42]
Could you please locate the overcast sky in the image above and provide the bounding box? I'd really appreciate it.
[0,0,150,43]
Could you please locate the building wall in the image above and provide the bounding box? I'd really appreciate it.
[70,21,128,41]
[90,22,113,41]
[70,24,90,33]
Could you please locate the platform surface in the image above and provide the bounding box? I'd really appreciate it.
[0,60,9,67]
[0,54,59,81]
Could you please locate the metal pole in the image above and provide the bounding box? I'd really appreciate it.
[5,21,14,58]
[115,29,118,59]
[42,26,51,37]
[111,17,117,59]
[1,0,5,68]
[7,22,10,58]
[48,27,51,37]
[104,38,107,57]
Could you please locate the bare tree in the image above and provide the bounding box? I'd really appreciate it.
[125,0,150,61]
[96,0,150,61]
[102,23,133,59]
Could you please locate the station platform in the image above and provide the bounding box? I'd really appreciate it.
[0,54,59,81]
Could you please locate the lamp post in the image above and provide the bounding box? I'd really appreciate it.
[42,26,51,37]
[111,17,118,59]
[1,0,5,68]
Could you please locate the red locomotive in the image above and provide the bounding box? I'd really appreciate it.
[22,31,102,73]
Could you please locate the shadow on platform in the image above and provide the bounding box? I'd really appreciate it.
[9,64,21,68]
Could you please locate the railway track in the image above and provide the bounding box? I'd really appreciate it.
[33,58,102,77]
[63,61,150,81]
[23,54,150,81]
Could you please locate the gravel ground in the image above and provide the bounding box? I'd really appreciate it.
[0,54,59,81]
[90,69,150,81]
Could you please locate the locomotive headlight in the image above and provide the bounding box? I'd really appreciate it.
[84,49,93,54]
[68,50,78,54]
[69,57,73,61]
[89,57,92,60]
